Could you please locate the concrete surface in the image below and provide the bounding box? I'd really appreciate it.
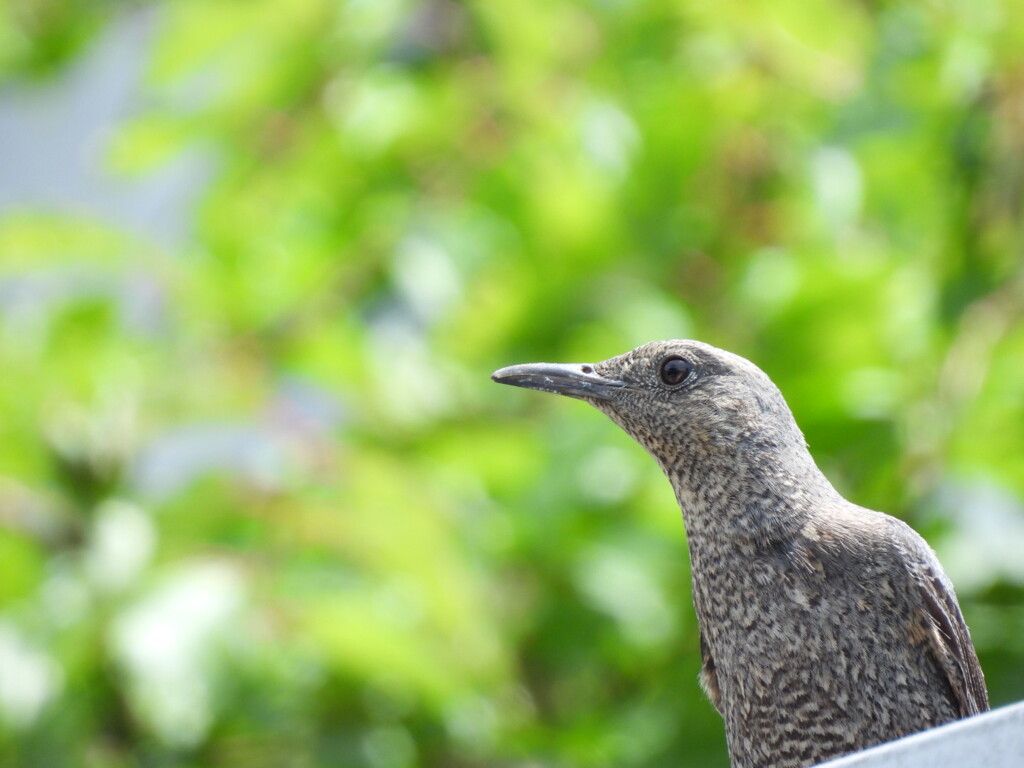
[818,701,1024,768]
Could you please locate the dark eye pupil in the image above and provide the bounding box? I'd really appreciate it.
[660,357,692,385]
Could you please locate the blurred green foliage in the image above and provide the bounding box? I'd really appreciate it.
[1,1,1024,766]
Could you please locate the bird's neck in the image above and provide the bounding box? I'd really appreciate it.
[660,442,837,553]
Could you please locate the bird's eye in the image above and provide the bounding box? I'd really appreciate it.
[660,356,693,386]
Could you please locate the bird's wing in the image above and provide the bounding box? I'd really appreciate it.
[698,629,722,714]
[891,519,989,717]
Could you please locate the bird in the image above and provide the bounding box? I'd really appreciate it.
[491,340,988,768]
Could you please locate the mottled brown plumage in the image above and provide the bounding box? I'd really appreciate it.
[492,340,988,768]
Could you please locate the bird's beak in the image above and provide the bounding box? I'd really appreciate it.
[491,362,626,401]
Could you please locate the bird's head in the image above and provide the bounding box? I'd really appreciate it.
[492,340,808,478]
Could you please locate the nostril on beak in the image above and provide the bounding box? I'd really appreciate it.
[581,365,593,373]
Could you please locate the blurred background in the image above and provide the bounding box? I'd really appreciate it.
[1,1,1023,766]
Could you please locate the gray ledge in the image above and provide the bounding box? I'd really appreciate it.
[818,702,1024,768]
